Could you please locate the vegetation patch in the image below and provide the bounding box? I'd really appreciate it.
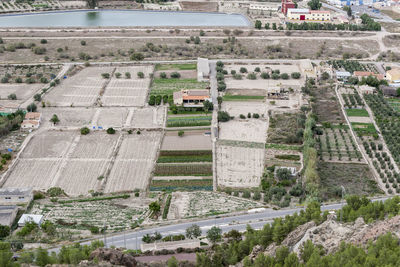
[150,179,213,191]
[267,112,306,144]
[265,143,302,151]
[318,162,382,201]
[154,163,212,176]
[166,116,211,127]
[274,154,300,161]
[155,63,196,71]
[345,108,369,117]
[351,122,377,136]
[222,94,265,101]
[157,150,212,163]
[150,78,207,96]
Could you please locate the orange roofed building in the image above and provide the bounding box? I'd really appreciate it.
[173,90,211,107]
[353,71,384,80]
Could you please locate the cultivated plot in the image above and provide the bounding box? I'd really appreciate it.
[216,142,265,188]
[0,84,42,105]
[221,101,267,117]
[130,106,166,128]
[94,108,129,128]
[161,130,212,151]
[219,119,267,143]
[104,131,162,193]
[101,66,153,107]
[40,108,95,128]
[45,67,113,107]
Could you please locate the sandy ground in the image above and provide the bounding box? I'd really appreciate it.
[219,119,267,143]
[0,84,43,106]
[221,101,268,117]
[348,116,372,123]
[161,130,212,150]
[216,143,265,188]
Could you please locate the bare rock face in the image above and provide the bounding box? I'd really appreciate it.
[89,248,137,267]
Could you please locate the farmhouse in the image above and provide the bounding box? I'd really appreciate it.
[353,71,384,80]
[300,59,316,78]
[386,68,400,83]
[287,8,331,21]
[197,58,210,82]
[0,206,18,227]
[379,85,398,97]
[0,188,33,206]
[249,2,280,11]
[281,0,296,15]
[173,89,211,107]
[21,112,42,129]
[336,71,351,81]
[358,85,375,95]
[18,214,44,227]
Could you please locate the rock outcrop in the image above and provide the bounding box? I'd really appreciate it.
[89,248,137,267]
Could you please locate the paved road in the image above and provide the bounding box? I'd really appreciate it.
[48,196,390,252]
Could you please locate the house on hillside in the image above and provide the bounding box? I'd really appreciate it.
[353,71,384,81]
[358,85,375,95]
[197,58,210,82]
[18,214,43,227]
[173,89,211,107]
[21,112,41,129]
[0,188,33,206]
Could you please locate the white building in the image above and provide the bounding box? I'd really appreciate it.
[197,58,210,82]
[18,214,44,227]
[0,188,33,206]
[287,8,331,21]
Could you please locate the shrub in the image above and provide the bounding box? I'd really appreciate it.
[218,111,231,122]
[242,191,251,198]
[27,103,37,112]
[160,72,167,79]
[137,72,144,78]
[32,47,46,55]
[47,187,65,197]
[80,127,90,135]
[115,72,121,78]
[240,114,246,119]
[280,73,289,80]
[7,93,16,100]
[131,52,144,61]
[239,67,247,73]
[247,73,257,80]
[125,72,131,79]
[81,40,86,46]
[15,77,22,83]
[40,39,47,44]
[34,94,41,102]
[178,131,184,137]
[291,72,301,79]
[101,73,110,79]
[106,127,116,134]
[170,72,181,79]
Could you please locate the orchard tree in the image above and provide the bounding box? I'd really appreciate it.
[207,226,222,244]
[86,0,98,8]
[50,114,60,126]
[186,224,202,239]
[149,201,161,214]
[308,0,322,10]
[255,20,262,29]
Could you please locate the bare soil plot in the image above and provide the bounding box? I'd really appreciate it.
[221,101,267,117]
[40,107,95,128]
[219,119,267,143]
[167,191,262,219]
[104,131,162,193]
[312,85,344,123]
[348,116,372,123]
[318,162,382,201]
[45,67,113,107]
[264,148,302,170]
[161,130,211,150]
[216,141,265,188]
[19,130,76,159]
[70,132,119,159]
[0,84,42,104]
[3,158,59,190]
[154,69,196,79]
[130,106,166,128]
[267,111,305,145]
[94,108,129,128]
[101,66,152,107]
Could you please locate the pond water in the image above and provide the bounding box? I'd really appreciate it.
[0,10,250,27]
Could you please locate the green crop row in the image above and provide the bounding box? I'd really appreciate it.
[154,164,212,176]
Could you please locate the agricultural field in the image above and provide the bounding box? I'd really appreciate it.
[387,98,400,112]
[341,90,364,109]
[40,108,95,128]
[153,163,212,176]
[0,64,61,84]
[129,106,166,128]
[3,130,162,195]
[219,119,267,143]
[351,122,377,137]
[167,191,262,219]
[312,85,344,123]
[166,115,211,127]
[104,131,162,193]
[315,125,363,163]
[150,178,213,191]
[94,108,129,128]
[31,196,148,235]
[0,84,43,107]
[328,60,378,73]
[345,108,369,117]
[318,162,382,201]
[267,111,305,144]
[264,148,302,170]
[161,130,211,151]
[45,66,113,107]
[101,65,153,107]
[221,101,267,117]
[216,140,265,188]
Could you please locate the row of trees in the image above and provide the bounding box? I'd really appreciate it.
[286,21,381,32]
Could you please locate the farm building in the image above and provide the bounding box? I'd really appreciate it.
[336,71,351,81]
[0,206,18,227]
[197,58,210,82]
[173,89,211,107]
[0,188,33,206]
[249,2,280,11]
[353,71,384,80]
[358,85,375,95]
[21,112,41,129]
[287,8,331,21]
[379,85,398,97]
[18,214,44,227]
[281,0,296,15]
[386,68,400,83]
[300,59,316,78]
